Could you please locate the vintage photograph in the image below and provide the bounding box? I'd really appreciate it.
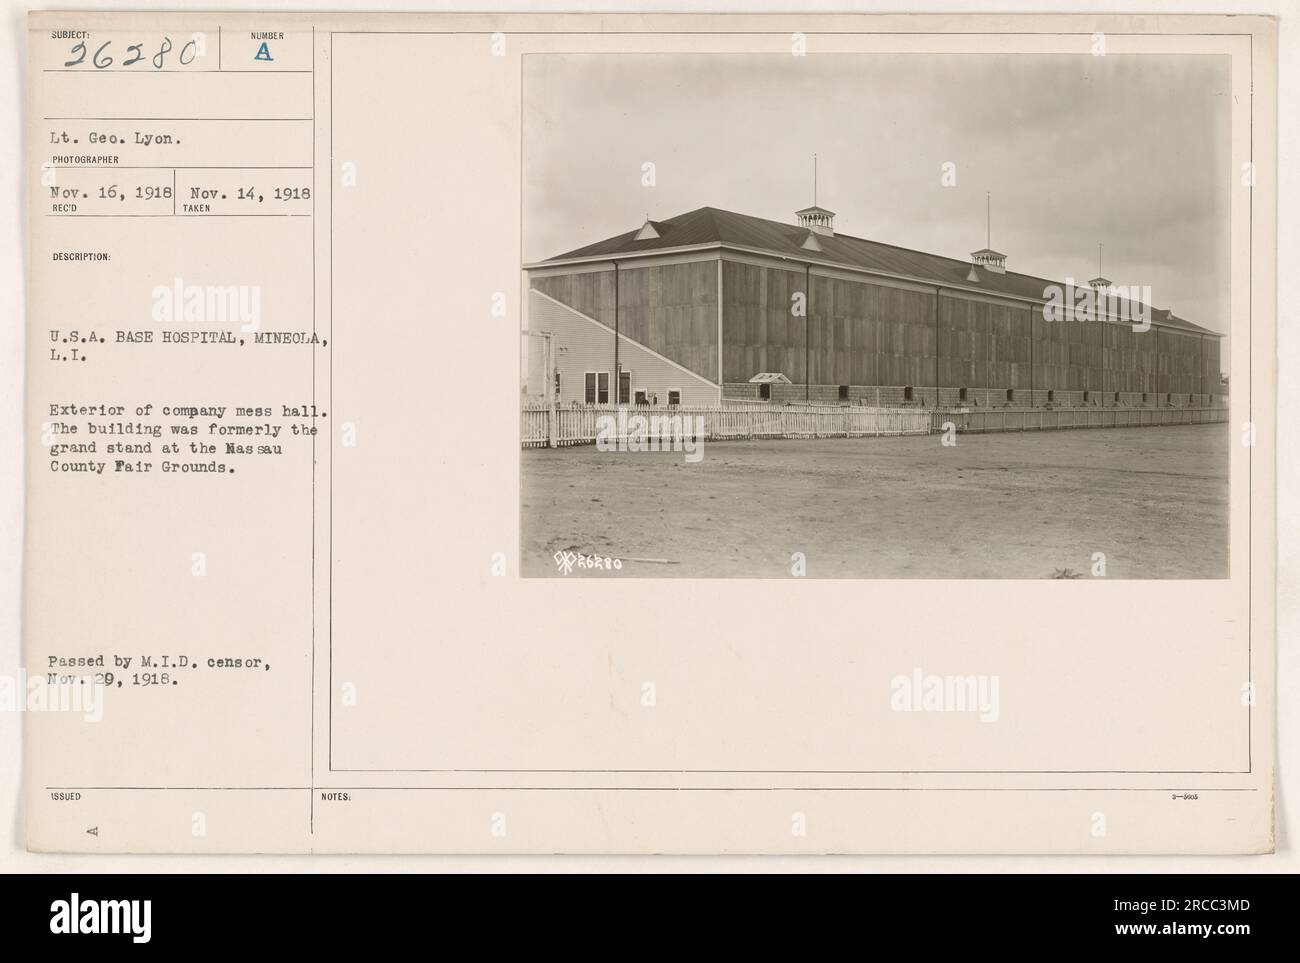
[12,3,1281,877]
[520,52,1231,579]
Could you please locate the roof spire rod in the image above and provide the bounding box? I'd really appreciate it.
[813,153,817,207]
[970,192,1007,274]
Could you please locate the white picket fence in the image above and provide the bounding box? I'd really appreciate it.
[523,402,1228,448]
[522,403,931,448]
[934,405,1228,433]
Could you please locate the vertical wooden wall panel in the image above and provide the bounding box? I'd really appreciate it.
[541,258,1224,399]
[535,262,718,383]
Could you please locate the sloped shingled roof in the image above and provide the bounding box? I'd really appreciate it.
[538,206,1220,337]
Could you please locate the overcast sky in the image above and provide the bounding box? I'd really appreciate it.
[524,53,1231,339]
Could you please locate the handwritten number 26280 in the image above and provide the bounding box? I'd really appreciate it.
[64,37,198,70]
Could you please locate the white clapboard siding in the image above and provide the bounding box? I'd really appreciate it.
[527,289,721,407]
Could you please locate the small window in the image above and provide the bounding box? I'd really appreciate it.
[759,383,771,400]
[634,389,648,405]
[838,385,849,401]
[1083,390,1091,403]
[959,387,968,402]
[904,385,914,402]
[1047,390,1055,403]
[1006,388,1015,403]
[1142,392,1149,403]
[1114,392,1120,403]
[1166,393,1173,405]
[584,372,597,405]
[1188,393,1195,405]
[597,372,610,404]
[668,390,681,406]
[1209,395,1215,405]
[618,371,631,405]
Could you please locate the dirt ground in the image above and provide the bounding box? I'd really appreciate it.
[521,424,1229,579]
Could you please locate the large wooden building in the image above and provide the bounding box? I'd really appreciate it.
[525,205,1224,409]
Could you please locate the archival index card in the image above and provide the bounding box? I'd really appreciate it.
[24,12,1276,854]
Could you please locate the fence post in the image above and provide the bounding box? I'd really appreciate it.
[545,336,557,448]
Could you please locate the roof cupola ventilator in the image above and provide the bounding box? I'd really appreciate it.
[796,206,836,237]
[795,154,835,236]
[970,192,1006,274]
[1088,242,1111,291]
